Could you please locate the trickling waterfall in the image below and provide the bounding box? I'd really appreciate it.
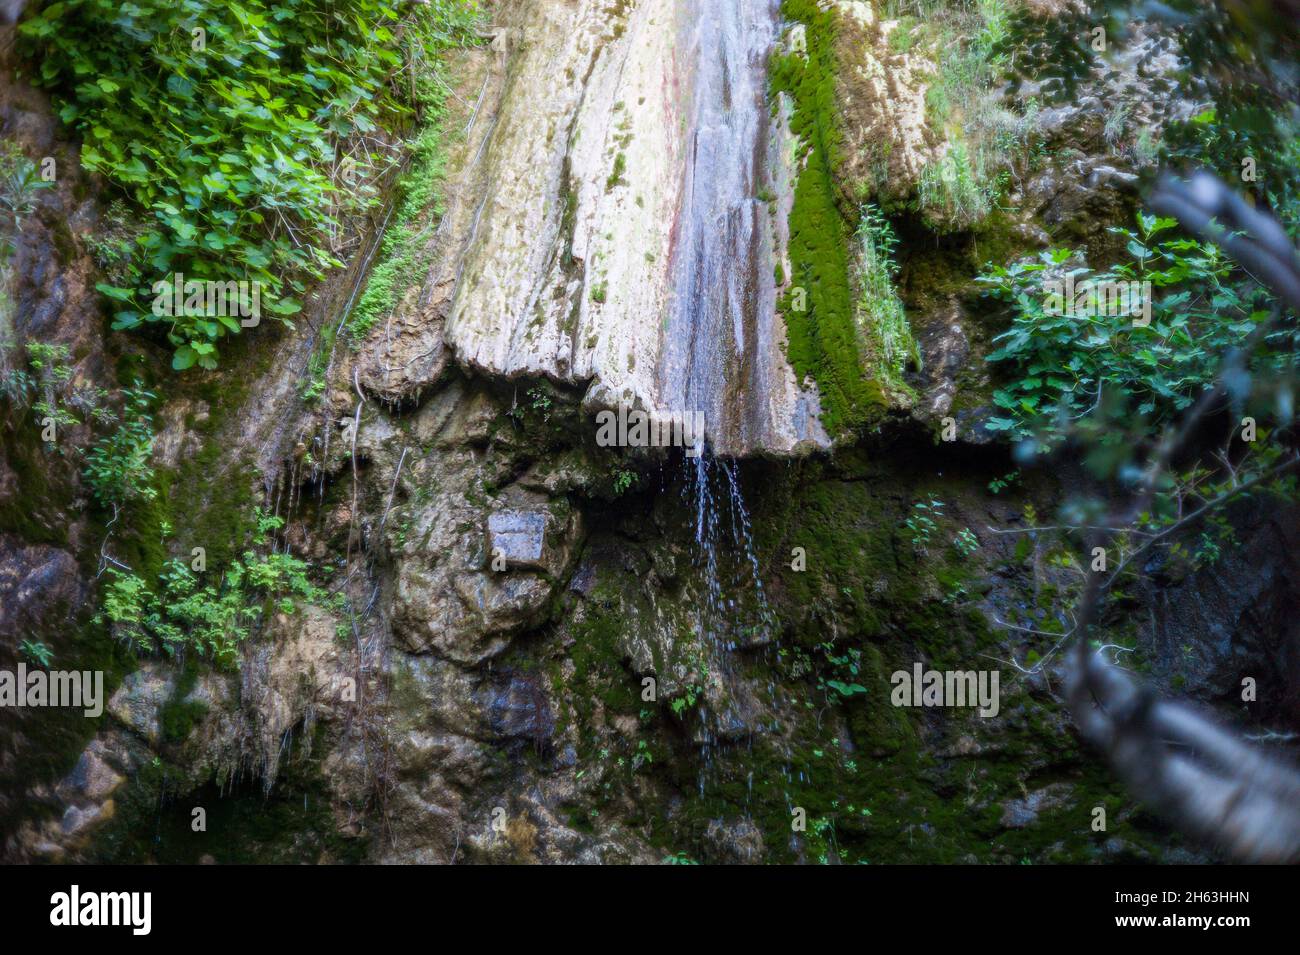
[684,451,774,648]
[660,0,784,769]
[679,451,776,787]
[656,0,781,455]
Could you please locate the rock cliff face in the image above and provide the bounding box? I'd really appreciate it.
[1,0,1296,865]
[443,0,826,456]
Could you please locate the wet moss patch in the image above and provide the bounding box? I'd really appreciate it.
[772,0,889,438]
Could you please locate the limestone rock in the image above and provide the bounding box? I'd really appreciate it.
[108,666,175,745]
[442,0,828,456]
[827,3,941,210]
[999,784,1074,829]
[56,743,125,804]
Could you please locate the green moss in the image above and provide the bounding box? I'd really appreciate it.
[159,663,208,744]
[566,584,641,726]
[606,152,627,191]
[772,0,887,437]
[0,415,73,546]
[347,117,457,345]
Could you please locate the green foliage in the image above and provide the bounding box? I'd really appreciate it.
[663,851,699,865]
[905,499,944,547]
[816,642,868,701]
[977,212,1276,445]
[953,527,980,558]
[0,142,53,239]
[344,6,484,345]
[611,469,636,497]
[345,128,446,344]
[3,341,115,433]
[1164,106,1300,237]
[84,385,158,508]
[853,204,918,383]
[19,0,477,368]
[19,639,55,667]
[987,470,1019,495]
[99,539,339,667]
[505,386,556,426]
[669,684,703,717]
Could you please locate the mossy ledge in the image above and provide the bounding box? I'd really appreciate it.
[772,0,888,439]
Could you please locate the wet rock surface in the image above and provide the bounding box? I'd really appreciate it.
[442,0,827,456]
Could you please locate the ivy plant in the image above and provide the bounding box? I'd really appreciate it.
[19,0,423,369]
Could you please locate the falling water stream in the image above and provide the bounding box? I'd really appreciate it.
[657,0,788,788]
[657,0,781,453]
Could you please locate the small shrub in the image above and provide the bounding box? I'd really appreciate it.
[0,143,53,237]
[84,384,157,508]
[976,212,1280,445]
[953,527,980,558]
[906,499,944,548]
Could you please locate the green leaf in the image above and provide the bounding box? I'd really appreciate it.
[95,283,135,301]
[172,346,197,371]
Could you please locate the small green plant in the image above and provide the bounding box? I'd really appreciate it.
[611,469,636,496]
[1102,100,1130,147]
[605,152,627,191]
[1132,128,1160,167]
[527,388,553,415]
[19,639,54,667]
[817,642,868,700]
[669,684,703,717]
[253,506,284,545]
[824,678,867,699]
[987,470,1020,494]
[663,851,698,865]
[13,341,113,433]
[84,384,157,508]
[919,142,994,230]
[631,738,653,771]
[0,143,53,237]
[99,539,341,667]
[808,814,839,865]
[888,18,917,53]
[854,204,919,381]
[953,527,980,558]
[905,499,944,548]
